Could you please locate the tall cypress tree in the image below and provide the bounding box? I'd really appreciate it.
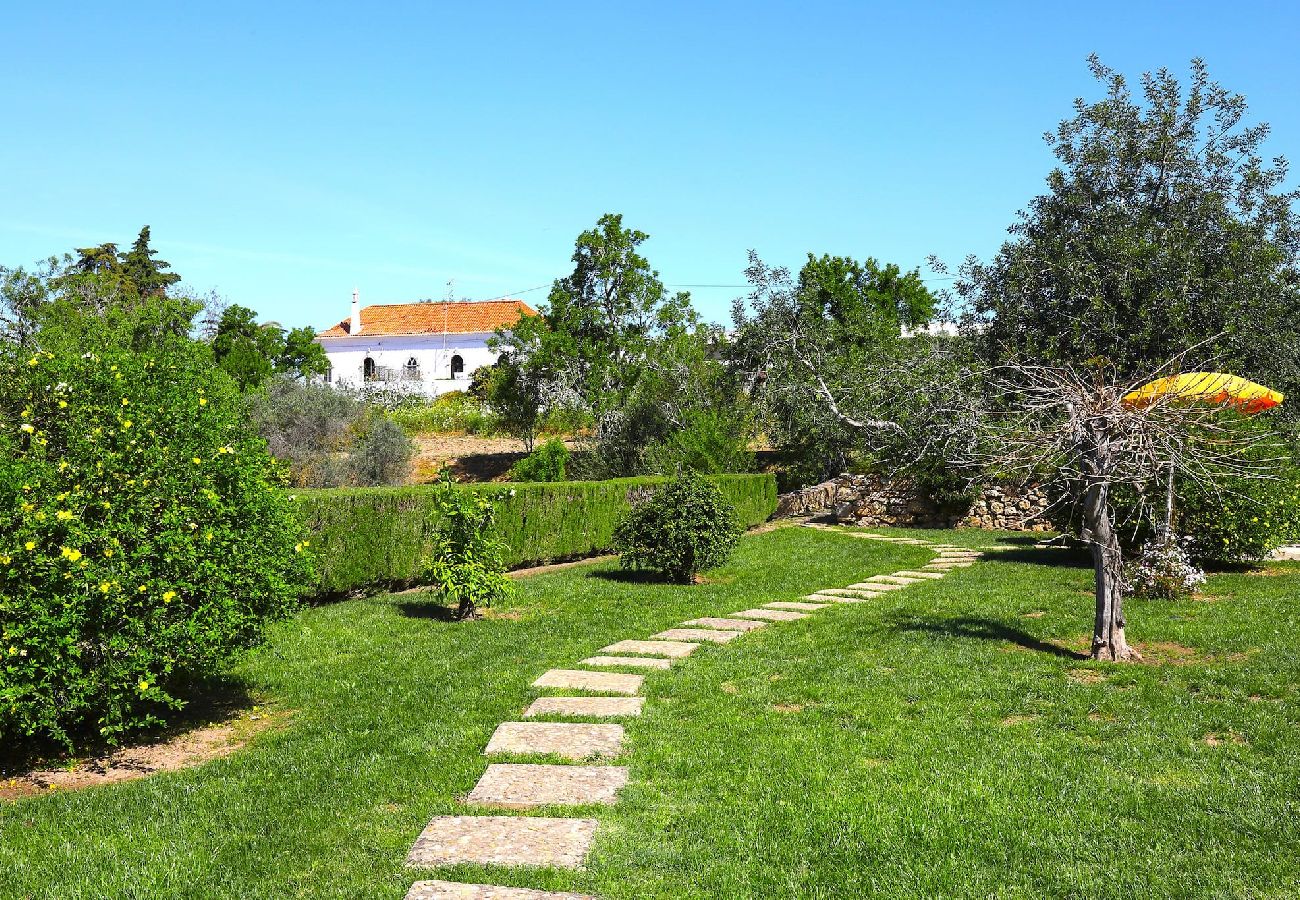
[118,226,181,298]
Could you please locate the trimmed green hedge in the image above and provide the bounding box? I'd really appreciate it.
[294,473,777,596]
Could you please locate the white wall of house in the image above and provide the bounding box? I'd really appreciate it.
[317,333,498,397]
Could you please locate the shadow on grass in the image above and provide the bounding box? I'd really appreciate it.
[586,568,673,585]
[892,616,1089,660]
[0,673,258,777]
[982,545,1094,569]
[396,600,460,622]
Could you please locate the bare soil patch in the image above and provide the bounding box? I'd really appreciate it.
[1203,731,1249,747]
[1,704,287,802]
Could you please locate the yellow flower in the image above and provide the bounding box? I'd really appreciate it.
[0,555,10,565]
[121,398,129,406]
[19,423,34,434]
[24,541,36,551]
[58,400,67,408]
[99,581,112,593]
[138,585,147,593]
[162,590,176,603]
[56,510,73,521]
[27,357,38,366]
[199,397,208,406]
[122,420,133,429]
[192,457,202,465]
[138,679,150,692]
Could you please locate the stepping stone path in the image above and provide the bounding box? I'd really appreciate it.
[652,627,744,643]
[403,528,992,898]
[580,655,673,670]
[407,816,596,869]
[600,639,698,657]
[467,764,628,808]
[533,670,643,695]
[681,616,767,631]
[729,608,808,622]
[524,696,644,718]
[409,883,596,900]
[486,723,624,760]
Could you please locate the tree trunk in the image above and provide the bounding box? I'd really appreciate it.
[1081,476,1139,662]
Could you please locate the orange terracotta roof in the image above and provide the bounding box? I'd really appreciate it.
[317,299,537,338]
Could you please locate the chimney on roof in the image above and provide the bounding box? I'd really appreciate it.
[351,288,362,334]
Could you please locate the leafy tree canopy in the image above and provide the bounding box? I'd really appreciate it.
[950,57,1300,407]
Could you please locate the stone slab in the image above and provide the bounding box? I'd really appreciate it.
[600,639,699,658]
[895,570,945,579]
[652,628,743,643]
[466,763,628,808]
[406,816,597,869]
[486,722,624,759]
[807,593,866,603]
[579,655,672,670]
[848,581,902,591]
[408,881,598,900]
[728,608,808,621]
[524,696,644,718]
[929,561,974,568]
[766,601,829,611]
[867,575,921,585]
[818,588,884,598]
[532,669,643,696]
[681,616,767,631]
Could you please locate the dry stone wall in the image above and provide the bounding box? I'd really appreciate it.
[774,474,1053,531]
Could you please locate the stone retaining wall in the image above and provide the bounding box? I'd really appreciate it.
[774,473,1053,531]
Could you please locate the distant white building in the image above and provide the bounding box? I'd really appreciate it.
[314,291,537,397]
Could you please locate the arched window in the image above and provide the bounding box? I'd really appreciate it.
[450,354,464,378]
[363,357,376,380]
[404,356,420,379]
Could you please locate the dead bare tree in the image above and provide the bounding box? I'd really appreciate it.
[981,359,1281,660]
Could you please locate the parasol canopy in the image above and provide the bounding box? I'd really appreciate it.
[1122,372,1284,416]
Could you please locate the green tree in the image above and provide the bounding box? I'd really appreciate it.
[950,57,1300,405]
[212,308,327,390]
[118,226,182,298]
[731,251,953,485]
[489,213,739,475]
[212,305,279,389]
[278,325,330,380]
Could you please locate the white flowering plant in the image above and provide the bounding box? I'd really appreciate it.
[1122,535,1207,602]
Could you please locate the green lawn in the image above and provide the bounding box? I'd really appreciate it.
[3,526,1298,899]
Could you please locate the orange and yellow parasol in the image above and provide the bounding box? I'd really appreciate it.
[1122,372,1284,415]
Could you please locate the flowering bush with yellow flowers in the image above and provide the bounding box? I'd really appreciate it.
[0,341,312,749]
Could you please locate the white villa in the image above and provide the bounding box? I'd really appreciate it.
[314,291,537,397]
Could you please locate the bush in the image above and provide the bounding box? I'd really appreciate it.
[1177,458,1300,562]
[387,392,503,436]
[0,344,311,749]
[1106,447,1300,563]
[612,473,743,583]
[246,379,412,487]
[346,409,412,486]
[508,439,569,482]
[643,409,755,475]
[420,474,513,618]
[1123,537,1207,601]
[294,473,777,595]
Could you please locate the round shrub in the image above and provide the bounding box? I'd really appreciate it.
[612,473,743,583]
[0,343,312,749]
[507,439,569,482]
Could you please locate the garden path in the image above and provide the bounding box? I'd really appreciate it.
[403,529,991,899]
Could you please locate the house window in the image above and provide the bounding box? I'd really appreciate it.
[363,357,376,380]
[451,354,464,378]
[404,356,420,379]
[325,364,333,384]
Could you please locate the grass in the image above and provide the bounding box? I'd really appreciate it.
[3,526,1299,898]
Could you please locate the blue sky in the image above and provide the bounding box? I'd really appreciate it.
[2,1,1297,329]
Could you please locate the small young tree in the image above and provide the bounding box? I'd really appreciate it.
[421,474,513,619]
